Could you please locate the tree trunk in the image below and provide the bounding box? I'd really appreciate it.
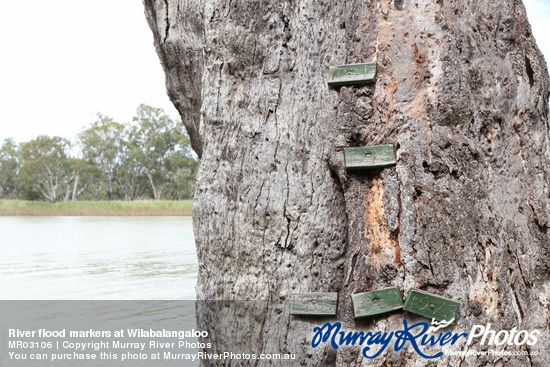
[63,171,75,202]
[42,177,57,203]
[145,1,550,365]
[107,179,113,201]
[71,175,80,201]
[72,179,87,201]
[145,170,162,200]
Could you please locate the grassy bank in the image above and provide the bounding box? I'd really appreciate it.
[0,200,192,216]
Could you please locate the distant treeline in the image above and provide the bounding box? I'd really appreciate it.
[0,104,198,202]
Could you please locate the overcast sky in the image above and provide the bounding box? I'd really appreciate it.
[0,0,177,144]
[0,1,549,145]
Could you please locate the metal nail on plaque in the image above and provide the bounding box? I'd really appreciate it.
[344,145,396,170]
[403,289,461,322]
[351,287,403,318]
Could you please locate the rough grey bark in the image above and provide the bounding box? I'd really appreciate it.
[145,0,550,365]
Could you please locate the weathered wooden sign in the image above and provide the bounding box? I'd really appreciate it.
[344,145,396,170]
[290,292,338,316]
[403,289,461,322]
[351,287,403,318]
[328,63,377,86]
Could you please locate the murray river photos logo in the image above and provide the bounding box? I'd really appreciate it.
[311,319,541,359]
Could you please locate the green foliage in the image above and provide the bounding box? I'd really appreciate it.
[23,190,41,201]
[131,104,186,200]
[19,135,71,202]
[77,113,124,200]
[0,104,199,202]
[0,138,19,198]
[164,154,199,200]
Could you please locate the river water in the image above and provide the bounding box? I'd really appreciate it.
[0,216,197,300]
[0,217,201,366]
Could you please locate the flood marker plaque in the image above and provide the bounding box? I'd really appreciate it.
[351,287,403,318]
[328,63,377,86]
[403,289,461,322]
[290,293,338,316]
[344,145,396,170]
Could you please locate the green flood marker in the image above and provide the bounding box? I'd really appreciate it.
[290,293,338,316]
[344,145,396,170]
[351,287,403,318]
[328,63,377,86]
[403,289,461,322]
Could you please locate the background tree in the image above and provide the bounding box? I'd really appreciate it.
[63,158,96,201]
[77,160,103,201]
[19,136,71,202]
[164,114,198,200]
[0,138,19,199]
[117,125,147,201]
[164,153,199,200]
[77,113,124,200]
[146,0,550,366]
[131,104,180,200]
[0,106,198,202]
